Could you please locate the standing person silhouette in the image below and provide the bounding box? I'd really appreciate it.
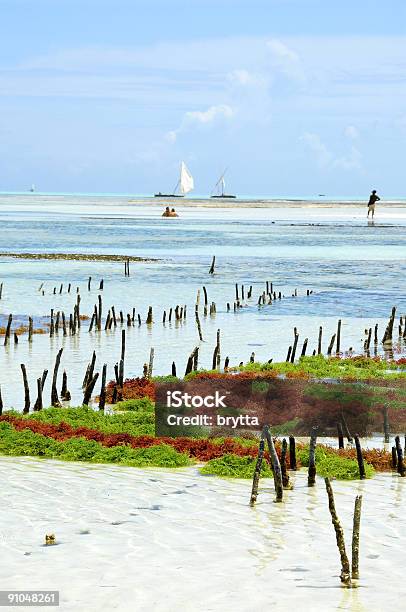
[367,190,380,218]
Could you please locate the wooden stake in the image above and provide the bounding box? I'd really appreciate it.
[351,495,362,579]
[289,436,297,470]
[281,438,290,488]
[35,377,43,411]
[336,319,342,354]
[4,314,12,346]
[83,373,99,406]
[263,426,283,502]
[20,364,30,414]
[325,478,352,586]
[337,422,344,449]
[209,255,216,274]
[250,438,265,505]
[354,435,366,479]
[308,428,317,486]
[51,348,63,407]
[317,326,322,355]
[99,364,107,411]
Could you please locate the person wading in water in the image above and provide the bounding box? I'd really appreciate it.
[367,190,380,218]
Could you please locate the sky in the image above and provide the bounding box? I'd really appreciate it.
[1,0,406,197]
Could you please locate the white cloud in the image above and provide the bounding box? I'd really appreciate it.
[333,146,362,170]
[227,69,267,87]
[266,39,299,63]
[166,104,234,142]
[266,38,305,83]
[301,132,333,168]
[301,132,362,171]
[184,104,234,124]
[344,125,359,140]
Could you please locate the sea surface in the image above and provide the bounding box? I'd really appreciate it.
[0,194,405,409]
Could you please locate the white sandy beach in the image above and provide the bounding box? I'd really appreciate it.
[1,456,404,612]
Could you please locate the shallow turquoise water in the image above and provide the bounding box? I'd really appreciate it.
[0,195,405,408]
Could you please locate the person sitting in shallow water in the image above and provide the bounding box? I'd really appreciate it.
[162,206,171,217]
[169,208,179,217]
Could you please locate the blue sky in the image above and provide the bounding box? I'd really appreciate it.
[1,0,406,196]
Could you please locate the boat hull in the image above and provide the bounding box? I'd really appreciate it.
[210,195,237,199]
[154,194,184,198]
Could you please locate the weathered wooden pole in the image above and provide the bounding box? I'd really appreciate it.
[281,438,290,488]
[324,477,352,587]
[383,407,390,443]
[98,364,107,411]
[97,294,102,330]
[171,362,177,377]
[317,326,322,355]
[146,307,153,325]
[354,435,366,479]
[51,348,63,407]
[195,306,203,341]
[250,438,265,505]
[308,428,317,486]
[28,317,33,343]
[35,377,43,411]
[336,319,342,354]
[0,385,3,415]
[263,426,283,502]
[4,314,12,346]
[395,436,405,476]
[203,286,208,316]
[382,306,396,344]
[337,422,344,449]
[83,373,99,406]
[148,347,154,378]
[290,333,299,363]
[88,276,92,291]
[289,436,297,470]
[327,333,336,356]
[209,256,216,274]
[61,370,70,401]
[351,495,363,580]
[111,306,117,327]
[301,338,308,357]
[391,446,398,469]
[20,364,30,414]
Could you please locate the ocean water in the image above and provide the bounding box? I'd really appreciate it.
[0,194,405,409]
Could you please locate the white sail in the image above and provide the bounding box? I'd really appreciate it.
[179,162,194,195]
[220,176,225,196]
[212,170,227,196]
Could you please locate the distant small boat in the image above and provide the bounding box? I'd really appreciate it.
[29,184,35,193]
[155,162,194,197]
[210,170,236,199]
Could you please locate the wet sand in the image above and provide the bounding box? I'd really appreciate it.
[1,456,404,612]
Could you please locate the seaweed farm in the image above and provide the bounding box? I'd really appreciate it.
[1,195,406,611]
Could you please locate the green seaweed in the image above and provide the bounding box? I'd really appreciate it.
[200,453,273,478]
[297,445,375,480]
[0,422,190,468]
